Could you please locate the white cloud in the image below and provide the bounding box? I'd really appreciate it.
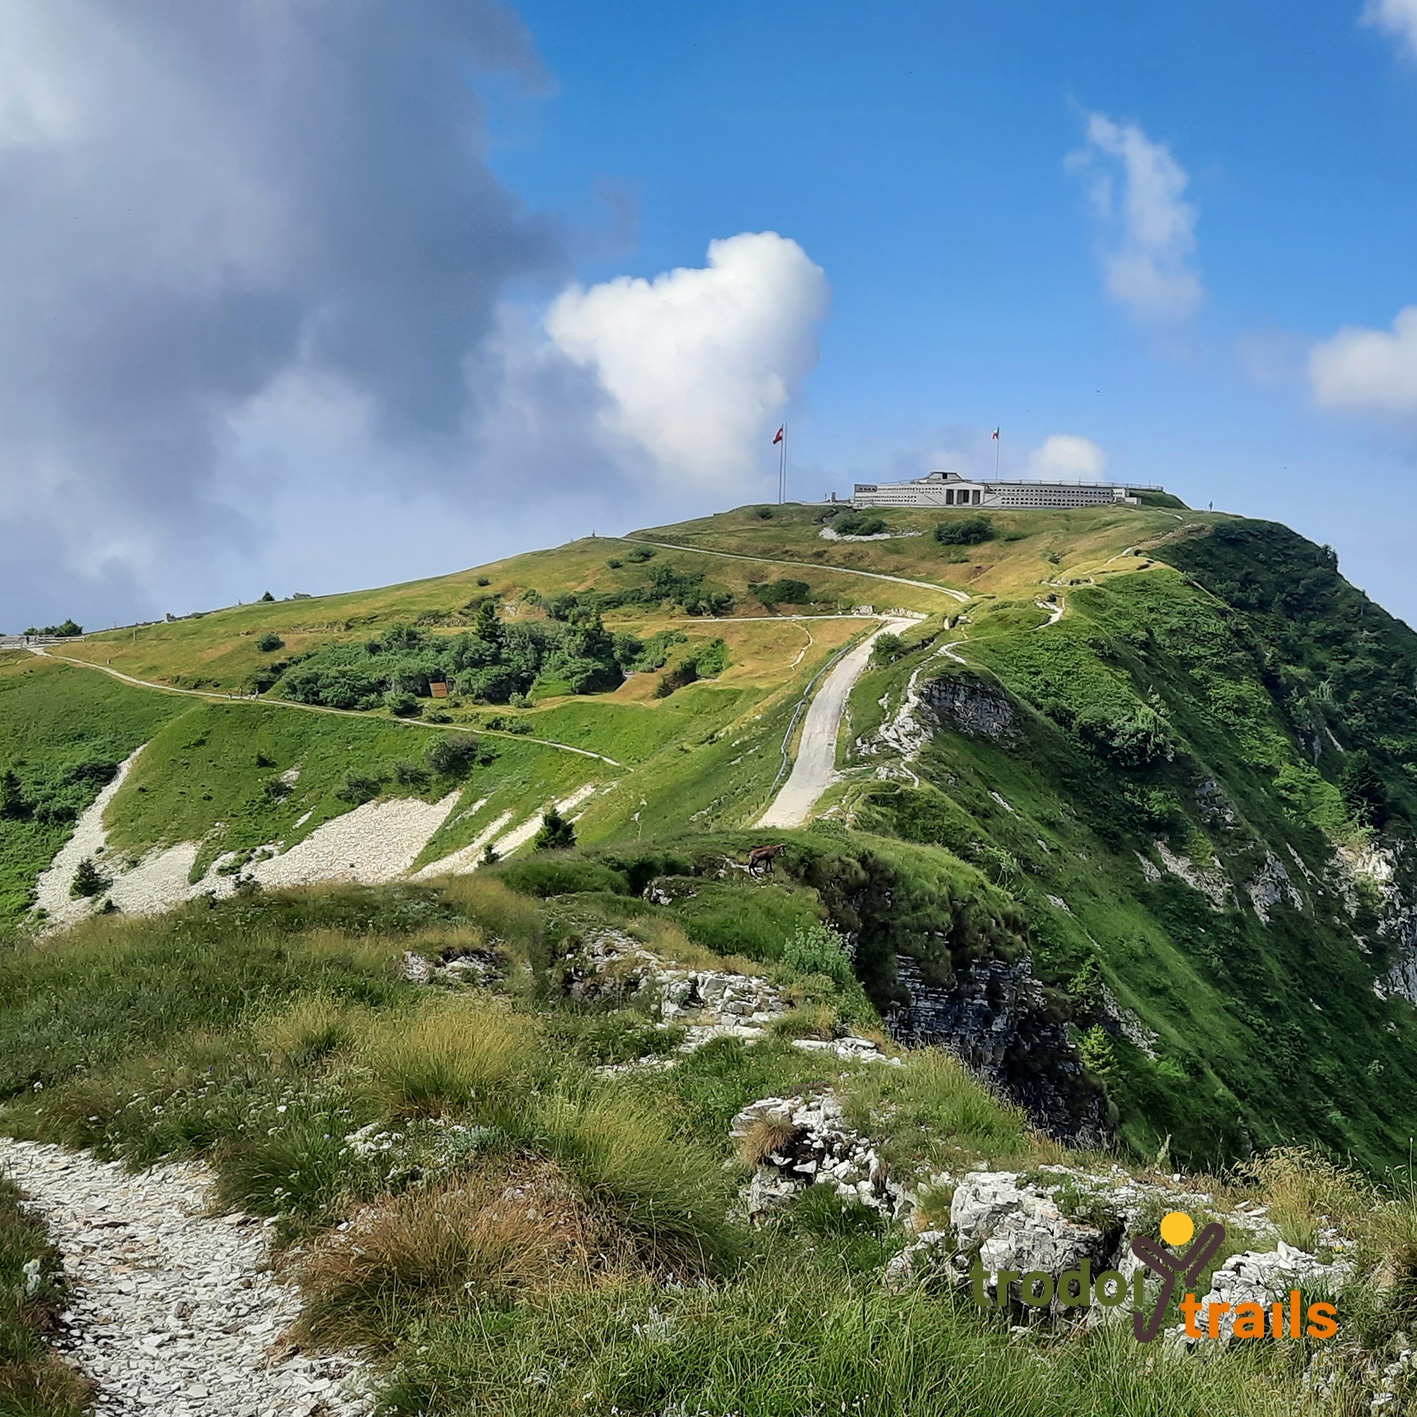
[1027,434,1109,481]
[0,2,833,630]
[1069,113,1202,321]
[546,232,829,491]
[1364,0,1417,55]
[1310,306,1417,413]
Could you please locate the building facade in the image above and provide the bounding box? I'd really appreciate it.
[850,470,1158,510]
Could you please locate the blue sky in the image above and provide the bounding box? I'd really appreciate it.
[5,1,1417,628]
[498,0,1417,613]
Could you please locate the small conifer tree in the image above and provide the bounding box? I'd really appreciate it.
[71,858,110,899]
[534,807,575,851]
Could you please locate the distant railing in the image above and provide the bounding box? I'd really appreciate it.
[0,634,87,648]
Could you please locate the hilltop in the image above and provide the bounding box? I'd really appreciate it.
[6,499,1417,1169]
[9,497,1417,1413]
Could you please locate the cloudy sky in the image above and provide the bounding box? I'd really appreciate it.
[7,1,1417,630]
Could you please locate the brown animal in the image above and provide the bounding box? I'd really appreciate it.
[747,843,787,874]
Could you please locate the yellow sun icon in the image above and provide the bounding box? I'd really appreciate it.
[1159,1210,1195,1247]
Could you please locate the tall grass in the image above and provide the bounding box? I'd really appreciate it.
[843,1047,1031,1168]
[0,1176,93,1417]
[296,1164,602,1350]
[362,995,541,1119]
[375,1270,1309,1417]
[536,1084,740,1273]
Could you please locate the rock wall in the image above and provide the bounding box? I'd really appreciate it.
[885,954,1111,1147]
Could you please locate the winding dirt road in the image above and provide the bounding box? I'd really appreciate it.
[22,646,622,766]
[758,617,914,828]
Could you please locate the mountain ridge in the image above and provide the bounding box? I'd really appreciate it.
[6,500,1417,1174]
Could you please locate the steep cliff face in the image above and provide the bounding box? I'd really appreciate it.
[851,521,1417,1173]
[885,954,1112,1147]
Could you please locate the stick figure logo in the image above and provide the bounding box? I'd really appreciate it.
[1130,1211,1225,1343]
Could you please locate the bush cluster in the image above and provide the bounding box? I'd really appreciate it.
[547,562,735,620]
[831,511,887,536]
[654,637,729,698]
[273,609,628,709]
[748,578,813,607]
[933,515,994,546]
[0,758,118,826]
[21,619,82,637]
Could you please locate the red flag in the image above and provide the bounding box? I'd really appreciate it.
[991,427,1000,440]
[772,426,784,445]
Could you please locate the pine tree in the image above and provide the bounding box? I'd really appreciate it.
[0,768,28,821]
[533,807,575,851]
[71,858,110,899]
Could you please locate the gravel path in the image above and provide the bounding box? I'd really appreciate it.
[0,1140,371,1417]
[758,618,914,828]
[622,536,971,602]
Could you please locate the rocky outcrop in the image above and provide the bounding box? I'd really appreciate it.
[1154,840,1230,910]
[884,955,1110,1147]
[554,930,895,1063]
[730,1093,908,1219]
[1247,852,1304,924]
[921,674,1016,744]
[1337,839,1417,1004]
[888,1164,1349,1341]
[558,931,790,1048]
[1196,1241,1351,1331]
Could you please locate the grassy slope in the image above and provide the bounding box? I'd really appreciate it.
[0,655,186,935]
[61,531,951,692]
[17,502,1417,1174]
[0,878,1385,1415]
[841,527,1417,1172]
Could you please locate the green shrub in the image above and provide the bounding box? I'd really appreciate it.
[694,638,729,677]
[750,578,812,607]
[424,734,491,777]
[872,632,904,666]
[832,511,887,536]
[70,858,109,899]
[475,576,491,587]
[255,631,284,653]
[498,858,629,898]
[338,773,385,805]
[385,691,422,718]
[534,808,576,852]
[934,515,994,546]
[781,921,856,993]
[625,546,656,563]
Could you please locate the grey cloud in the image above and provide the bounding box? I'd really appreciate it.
[0,0,564,629]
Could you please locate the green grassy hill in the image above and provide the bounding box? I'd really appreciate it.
[9,501,1417,1174]
[14,499,1417,1413]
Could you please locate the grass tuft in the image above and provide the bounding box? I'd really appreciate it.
[363,996,540,1120]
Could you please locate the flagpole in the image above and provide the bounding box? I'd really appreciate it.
[995,427,1000,480]
[779,423,786,504]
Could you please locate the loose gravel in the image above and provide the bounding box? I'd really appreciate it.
[0,1140,372,1417]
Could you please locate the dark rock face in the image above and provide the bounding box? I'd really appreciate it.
[921,675,1016,743]
[885,955,1111,1148]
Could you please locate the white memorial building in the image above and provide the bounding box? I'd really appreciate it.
[850,470,1159,510]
